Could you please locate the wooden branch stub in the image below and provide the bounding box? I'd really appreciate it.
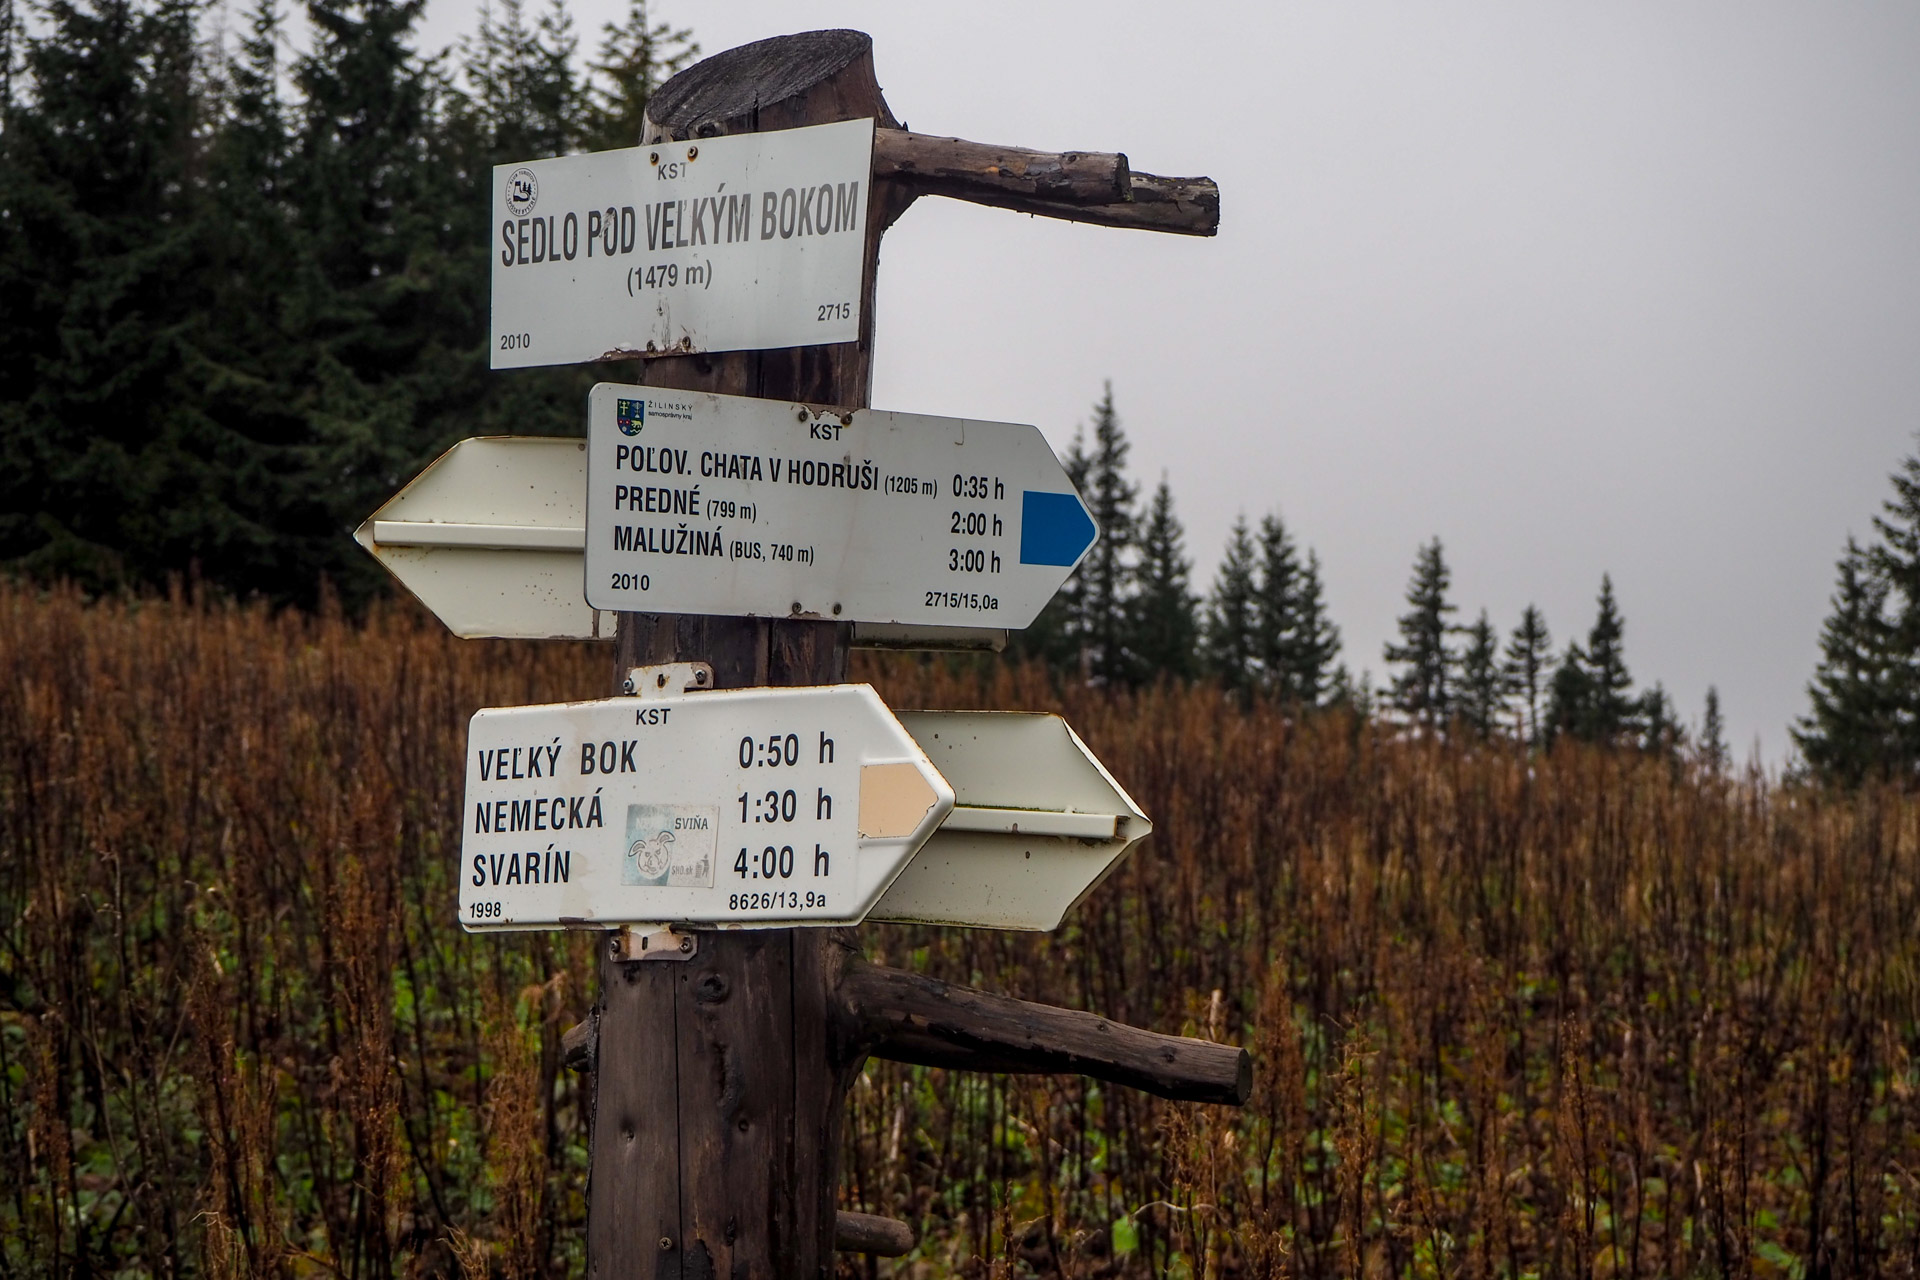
[966,169,1220,236]
[838,961,1251,1106]
[834,1211,915,1256]
[1119,171,1222,235]
[874,129,1218,236]
[874,129,1129,208]
[561,1014,595,1072]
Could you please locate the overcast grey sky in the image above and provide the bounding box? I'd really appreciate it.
[417,1,1920,762]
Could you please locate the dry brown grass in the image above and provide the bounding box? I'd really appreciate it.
[2,583,1917,1278]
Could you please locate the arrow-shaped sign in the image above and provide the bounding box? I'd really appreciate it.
[353,436,618,641]
[355,438,1011,650]
[586,384,1097,629]
[869,712,1151,931]
[461,691,1150,933]
[460,683,953,930]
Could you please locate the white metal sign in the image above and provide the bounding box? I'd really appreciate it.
[490,120,873,370]
[353,437,617,640]
[460,684,953,930]
[354,437,1009,647]
[871,712,1152,931]
[584,384,1098,629]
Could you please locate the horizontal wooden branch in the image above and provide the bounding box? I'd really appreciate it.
[835,1211,914,1256]
[873,128,1129,206]
[874,128,1218,236]
[837,961,1250,1105]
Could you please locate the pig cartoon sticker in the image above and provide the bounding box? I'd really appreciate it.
[623,804,718,887]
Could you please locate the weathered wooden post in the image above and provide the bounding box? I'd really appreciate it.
[587,33,886,1280]
[576,29,1230,1280]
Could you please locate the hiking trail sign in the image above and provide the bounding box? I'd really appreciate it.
[870,711,1151,931]
[584,384,1096,628]
[354,435,1016,649]
[461,682,952,930]
[464,686,1151,934]
[351,436,618,641]
[491,119,873,370]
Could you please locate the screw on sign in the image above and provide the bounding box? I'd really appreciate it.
[551,31,1233,1280]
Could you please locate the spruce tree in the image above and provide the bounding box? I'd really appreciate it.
[1203,516,1259,697]
[461,0,583,159]
[1075,383,1138,686]
[1502,605,1552,745]
[1457,610,1501,738]
[1793,538,1897,784]
[1871,449,1920,765]
[1639,683,1683,756]
[1582,575,1637,741]
[1241,511,1342,705]
[532,0,583,149]
[1252,513,1298,693]
[1700,686,1728,773]
[1384,538,1456,726]
[585,0,697,149]
[1545,643,1590,744]
[173,0,335,599]
[0,0,209,590]
[1128,475,1198,682]
[1284,550,1342,706]
[283,0,457,602]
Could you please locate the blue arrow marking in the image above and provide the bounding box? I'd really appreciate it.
[1019,491,1097,566]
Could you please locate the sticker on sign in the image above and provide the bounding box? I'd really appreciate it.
[490,119,872,369]
[584,384,1098,629]
[460,685,953,930]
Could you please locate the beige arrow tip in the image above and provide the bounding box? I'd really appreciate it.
[858,763,941,839]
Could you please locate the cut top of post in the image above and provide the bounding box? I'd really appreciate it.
[645,29,899,141]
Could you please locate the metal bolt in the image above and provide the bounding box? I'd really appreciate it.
[832,603,842,616]
[792,602,803,614]
[694,670,708,685]
[622,677,636,695]
[649,152,659,164]
[659,1237,673,1251]
[656,672,668,688]
[609,937,621,957]
[679,937,692,953]
[686,145,698,160]
[796,408,809,421]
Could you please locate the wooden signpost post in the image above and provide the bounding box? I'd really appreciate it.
[361,26,1236,1280]
[577,33,1231,1280]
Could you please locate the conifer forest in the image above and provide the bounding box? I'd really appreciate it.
[3,1,1920,1278]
